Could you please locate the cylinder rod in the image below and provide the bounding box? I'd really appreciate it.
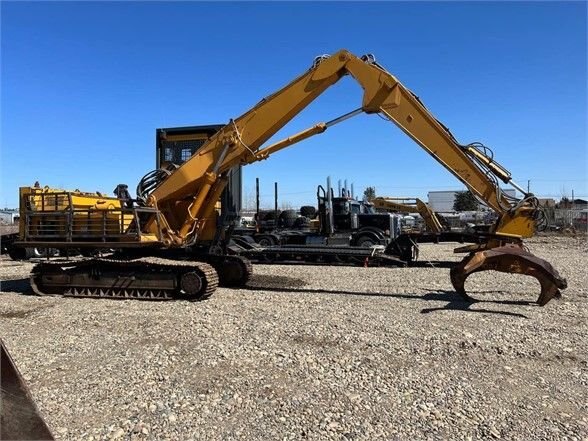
[325,108,363,128]
[510,179,528,196]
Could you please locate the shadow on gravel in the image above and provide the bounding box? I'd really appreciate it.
[420,290,530,318]
[243,274,308,289]
[409,261,457,269]
[251,260,459,268]
[0,304,54,319]
[245,284,529,318]
[0,278,34,295]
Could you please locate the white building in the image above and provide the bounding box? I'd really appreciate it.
[0,209,19,225]
[428,189,517,213]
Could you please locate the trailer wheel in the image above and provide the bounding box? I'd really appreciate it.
[8,247,56,260]
[30,248,43,258]
[355,235,377,248]
[28,248,59,259]
[256,235,277,247]
[7,246,27,261]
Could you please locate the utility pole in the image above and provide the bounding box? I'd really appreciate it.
[255,177,260,220]
[527,180,530,194]
[274,182,278,226]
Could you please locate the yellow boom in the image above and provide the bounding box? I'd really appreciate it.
[147,50,537,247]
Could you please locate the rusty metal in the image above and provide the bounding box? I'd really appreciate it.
[1,339,54,440]
[450,243,567,306]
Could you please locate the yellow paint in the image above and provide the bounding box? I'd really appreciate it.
[19,186,134,241]
[372,197,443,233]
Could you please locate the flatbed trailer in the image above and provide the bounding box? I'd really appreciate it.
[230,228,495,267]
[234,242,406,266]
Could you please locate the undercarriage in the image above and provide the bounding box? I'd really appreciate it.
[25,251,251,301]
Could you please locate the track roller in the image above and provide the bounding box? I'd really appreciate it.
[179,271,205,300]
[210,255,253,287]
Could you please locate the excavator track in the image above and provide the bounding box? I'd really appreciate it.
[30,257,218,301]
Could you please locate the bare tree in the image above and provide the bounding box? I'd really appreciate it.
[243,187,257,211]
[363,186,376,201]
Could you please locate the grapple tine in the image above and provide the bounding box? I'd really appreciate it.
[1,339,54,441]
[450,244,567,306]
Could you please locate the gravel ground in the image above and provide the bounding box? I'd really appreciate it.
[1,236,586,441]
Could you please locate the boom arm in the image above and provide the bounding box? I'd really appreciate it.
[147,50,537,245]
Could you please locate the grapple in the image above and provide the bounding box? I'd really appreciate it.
[1,339,54,441]
[450,243,567,306]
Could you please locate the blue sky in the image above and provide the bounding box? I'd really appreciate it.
[1,1,586,209]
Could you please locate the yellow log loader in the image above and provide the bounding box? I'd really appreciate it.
[371,197,446,234]
[13,49,566,305]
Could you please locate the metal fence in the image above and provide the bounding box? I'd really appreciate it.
[544,208,588,232]
[435,208,588,233]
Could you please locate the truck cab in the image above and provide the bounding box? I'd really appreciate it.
[317,186,401,247]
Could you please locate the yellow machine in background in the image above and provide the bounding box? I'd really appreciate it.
[15,49,566,305]
[371,197,445,234]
